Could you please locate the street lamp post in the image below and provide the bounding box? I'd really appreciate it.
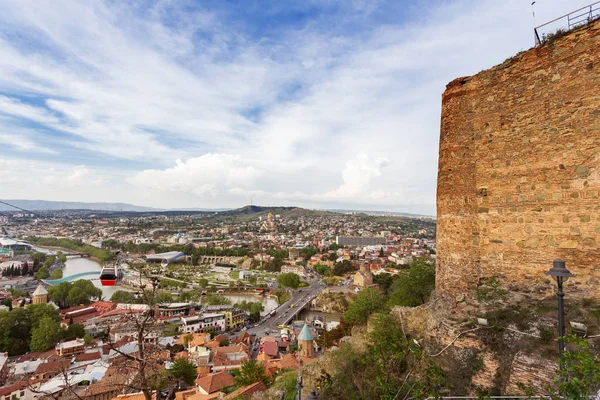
[545,259,574,361]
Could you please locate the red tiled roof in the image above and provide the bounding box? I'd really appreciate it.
[261,341,278,357]
[34,359,70,375]
[75,352,101,362]
[195,371,234,394]
[0,381,28,397]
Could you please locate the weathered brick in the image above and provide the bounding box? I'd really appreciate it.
[436,20,600,297]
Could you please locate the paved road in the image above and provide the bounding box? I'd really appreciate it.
[245,275,323,339]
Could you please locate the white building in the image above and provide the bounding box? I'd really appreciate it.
[180,313,226,334]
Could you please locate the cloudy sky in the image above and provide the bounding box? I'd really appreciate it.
[0,0,589,214]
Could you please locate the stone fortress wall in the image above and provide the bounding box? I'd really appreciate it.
[436,20,600,298]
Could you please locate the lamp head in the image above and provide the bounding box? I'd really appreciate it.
[545,259,575,282]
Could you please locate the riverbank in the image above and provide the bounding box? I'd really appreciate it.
[34,245,104,265]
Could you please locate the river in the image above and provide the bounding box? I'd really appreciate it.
[35,247,119,299]
[223,294,278,315]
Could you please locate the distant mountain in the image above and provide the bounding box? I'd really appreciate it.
[0,200,434,218]
[0,199,160,212]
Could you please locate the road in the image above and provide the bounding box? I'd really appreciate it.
[245,274,324,340]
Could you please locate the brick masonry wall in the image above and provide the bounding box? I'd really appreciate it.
[437,21,600,298]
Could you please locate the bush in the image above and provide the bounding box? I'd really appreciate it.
[387,259,435,307]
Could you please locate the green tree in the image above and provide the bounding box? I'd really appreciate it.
[202,294,231,305]
[277,272,300,289]
[48,282,73,308]
[198,278,209,288]
[30,316,62,352]
[313,264,332,276]
[32,252,47,270]
[373,273,394,294]
[110,290,138,303]
[333,260,354,276]
[553,334,600,398]
[50,269,63,280]
[43,255,57,268]
[154,292,174,304]
[163,323,179,336]
[0,308,32,355]
[66,323,86,338]
[233,360,270,387]
[248,275,257,285]
[57,252,68,263]
[169,358,197,387]
[387,259,435,307]
[344,287,387,325]
[35,267,50,280]
[29,303,61,329]
[83,333,93,346]
[1,298,12,309]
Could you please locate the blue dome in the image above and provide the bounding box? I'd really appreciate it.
[298,323,314,341]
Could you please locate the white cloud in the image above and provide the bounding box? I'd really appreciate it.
[128,154,262,197]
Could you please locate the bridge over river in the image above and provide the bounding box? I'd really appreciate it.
[43,271,100,285]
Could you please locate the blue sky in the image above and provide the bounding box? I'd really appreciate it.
[0,0,590,214]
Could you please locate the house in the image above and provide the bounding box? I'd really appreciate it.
[221,309,245,330]
[180,314,225,334]
[34,359,71,381]
[55,338,86,357]
[280,265,306,276]
[0,381,34,400]
[82,363,136,400]
[188,346,210,367]
[353,268,373,287]
[176,333,210,349]
[211,345,250,372]
[194,371,234,396]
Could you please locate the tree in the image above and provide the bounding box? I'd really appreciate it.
[248,275,257,285]
[277,272,300,289]
[154,292,174,304]
[48,282,72,308]
[50,269,63,280]
[233,360,270,387]
[163,323,179,337]
[387,259,435,307]
[56,252,68,263]
[1,298,12,309]
[333,260,354,276]
[198,278,209,288]
[30,316,62,352]
[552,334,600,398]
[66,323,86,338]
[35,267,50,280]
[169,358,197,387]
[313,264,332,276]
[344,287,387,325]
[110,290,138,304]
[32,252,47,270]
[83,333,93,346]
[373,273,394,294]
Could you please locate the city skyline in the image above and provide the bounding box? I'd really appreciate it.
[0,0,586,215]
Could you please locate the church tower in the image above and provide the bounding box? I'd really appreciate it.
[298,323,315,359]
[32,284,48,305]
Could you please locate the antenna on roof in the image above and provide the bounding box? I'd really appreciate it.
[531,1,537,44]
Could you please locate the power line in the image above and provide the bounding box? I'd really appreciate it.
[0,200,44,218]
